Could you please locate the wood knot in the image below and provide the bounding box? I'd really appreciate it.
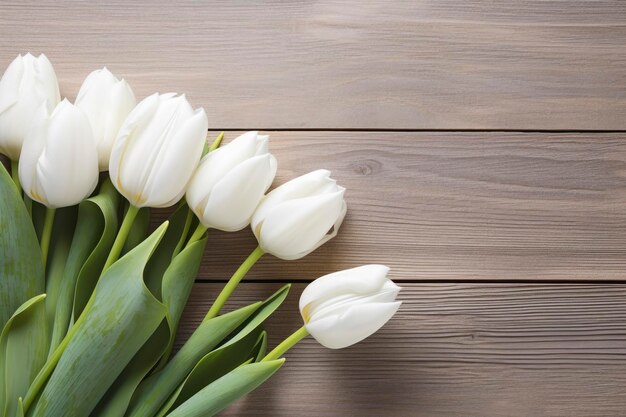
[350,159,382,176]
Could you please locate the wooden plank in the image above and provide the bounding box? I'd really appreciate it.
[151,131,626,281]
[177,283,626,417]
[2,1,626,129]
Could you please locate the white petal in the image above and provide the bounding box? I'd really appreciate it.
[0,53,59,160]
[202,154,276,231]
[306,301,401,349]
[35,101,98,207]
[257,189,345,260]
[109,93,160,204]
[142,106,207,207]
[251,169,337,236]
[299,265,391,313]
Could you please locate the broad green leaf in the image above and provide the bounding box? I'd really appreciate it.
[92,206,203,417]
[48,179,120,353]
[155,328,264,417]
[71,179,121,321]
[144,203,192,299]
[135,285,290,417]
[157,235,206,367]
[30,223,169,417]
[0,163,44,332]
[43,207,77,353]
[167,360,285,417]
[0,294,47,417]
[126,302,262,417]
[92,321,170,417]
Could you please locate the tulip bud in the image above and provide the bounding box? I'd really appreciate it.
[299,265,401,349]
[18,99,99,208]
[109,93,208,208]
[251,169,347,260]
[186,131,277,232]
[0,53,60,160]
[75,68,136,171]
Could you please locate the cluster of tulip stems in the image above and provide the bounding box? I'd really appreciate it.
[0,53,402,417]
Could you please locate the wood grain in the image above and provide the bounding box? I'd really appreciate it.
[2,1,626,129]
[149,131,626,282]
[177,283,626,417]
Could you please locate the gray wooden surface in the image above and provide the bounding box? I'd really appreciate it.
[2,1,626,416]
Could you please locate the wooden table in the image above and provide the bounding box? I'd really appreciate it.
[3,1,626,415]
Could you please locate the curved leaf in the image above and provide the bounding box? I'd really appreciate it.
[0,294,47,417]
[71,179,121,322]
[30,223,169,417]
[167,360,285,417]
[253,330,269,362]
[132,284,290,417]
[126,302,262,417]
[44,207,77,353]
[155,328,264,417]
[92,206,203,417]
[157,235,207,367]
[0,163,44,332]
[48,179,120,353]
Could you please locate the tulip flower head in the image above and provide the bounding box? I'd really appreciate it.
[299,265,401,349]
[0,53,60,160]
[251,169,347,260]
[186,131,277,232]
[109,93,208,208]
[75,67,136,171]
[18,99,99,208]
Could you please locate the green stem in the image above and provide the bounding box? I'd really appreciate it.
[41,207,55,269]
[171,209,194,259]
[10,159,20,194]
[204,245,265,321]
[262,326,309,361]
[187,222,208,246]
[102,204,139,272]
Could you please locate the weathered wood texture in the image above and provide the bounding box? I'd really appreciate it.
[2,1,626,129]
[150,131,626,282]
[178,283,626,417]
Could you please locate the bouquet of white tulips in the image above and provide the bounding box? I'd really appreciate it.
[0,53,401,417]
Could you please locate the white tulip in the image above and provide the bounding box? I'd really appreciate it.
[75,68,136,171]
[18,99,99,208]
[186,131,277,232]
[251,169,347,260]
[299,265,401,349]
[0,53,60,160]
[109,93,208,208]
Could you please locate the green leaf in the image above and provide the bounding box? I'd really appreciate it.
[126,302,262,417]
[157,234,206,367]
[140,285,290,417]
[48,179,120,353]
[0,163,44,332]
[167,360,285,417]
[30,223,169,417]
[222,284,290,350]
[71,179,121,321]
[91,206,203,417]
[155,327,263,417]
[0,294,47,417]
[253,330,269,362]
[43,207,77,353]
[144,203,193,299]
